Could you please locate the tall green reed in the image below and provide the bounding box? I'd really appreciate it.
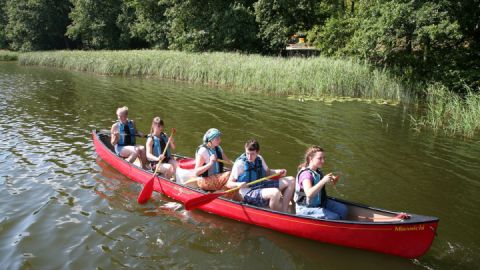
[0,50,18,61]
[19,50,403,101]
[410,83,480,138]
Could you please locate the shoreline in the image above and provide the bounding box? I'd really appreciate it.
[16,50,404,102]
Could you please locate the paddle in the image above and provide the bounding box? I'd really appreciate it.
[184,172,282,210]
[217,158,233,165]
[358,212,411,222]
[137,128,176,204]
[100,129,148,138]
[330,174,341,195]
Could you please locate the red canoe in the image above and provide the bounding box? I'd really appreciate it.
[92,130,439,258]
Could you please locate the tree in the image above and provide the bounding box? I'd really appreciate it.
[67,0,124,49]
[311,16,356,56]
[254,0,330,54]
[165,0,259,52]
[117,0,170,49]
[345,1,462,83]
[5,0,71,51]
[0,0,7,48]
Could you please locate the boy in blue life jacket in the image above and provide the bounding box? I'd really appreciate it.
[226,139,295,212]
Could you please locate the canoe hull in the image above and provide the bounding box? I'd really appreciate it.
[92,130,438,258]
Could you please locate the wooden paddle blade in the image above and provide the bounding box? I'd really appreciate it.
[184,191,226,211]
[270,174,282,180]
[333,175,340,185]
[184,177,201,185]
[137,176,155,204]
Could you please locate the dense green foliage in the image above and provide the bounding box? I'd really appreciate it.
[308,1,473,92]
[66,0,124,49]
[164,0,259,52]
[118,0,169,49]
[4,0,71,51]
[0,0,7,48]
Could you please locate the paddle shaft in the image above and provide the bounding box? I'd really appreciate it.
[184,172,283,210]
[137,128,176,204]
[358,213,410,221]
[101,129,148,138]
[217,158,233,165]
[155,128,176,168]
[222,172,283,194]
[172,154,231,166]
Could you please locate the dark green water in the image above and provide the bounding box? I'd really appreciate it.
[1,62,479,269]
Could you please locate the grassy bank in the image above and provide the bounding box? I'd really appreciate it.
[411,84,480,138]
[18,50,404,101]
[0,50,19,61]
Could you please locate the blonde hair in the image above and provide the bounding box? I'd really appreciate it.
[150,117,164,135]
[116,106,128,116]
[298,145,324,169]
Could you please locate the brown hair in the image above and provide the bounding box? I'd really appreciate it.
[298,145,324,169]
[245,139,260,152]
[150,117,164,135]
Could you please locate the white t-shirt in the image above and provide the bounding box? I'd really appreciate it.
[231,155,269,197]
[195,145,223,175]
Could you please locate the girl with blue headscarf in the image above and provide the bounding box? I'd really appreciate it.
[194,128,232,177]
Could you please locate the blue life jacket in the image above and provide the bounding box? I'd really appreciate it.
[151,132,171,163]
[237,153,266,189]
[294,168,327,207]
[118,120,136,146]
[197,145,223,177]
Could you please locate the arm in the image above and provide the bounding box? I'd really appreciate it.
[269,168,287,177]
[303,173,334,198]
[226,162,246,189]
[194,148,216,176]
[260,156,286,177]
[145,137,160,162]
[110,123,119,146]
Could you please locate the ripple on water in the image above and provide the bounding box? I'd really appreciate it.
[1,63,480,269]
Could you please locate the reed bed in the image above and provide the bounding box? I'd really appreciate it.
[18,50,403,101]
[0,50,19,61]
[410,84,480,138]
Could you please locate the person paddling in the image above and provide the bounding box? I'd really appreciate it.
[226,139,294,212]
[294,146,347,219]
[194,128,231,177]
[145,117,177,179]
[110,106,148,170]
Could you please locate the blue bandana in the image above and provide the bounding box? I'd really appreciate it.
[203,128,222,143]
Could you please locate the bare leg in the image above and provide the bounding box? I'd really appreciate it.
[168,159,178,176]
[135,145,149,169]
[119,146,138,163]
[156,163,174,179]
[279,176,295,212]
[261,188,282,211]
